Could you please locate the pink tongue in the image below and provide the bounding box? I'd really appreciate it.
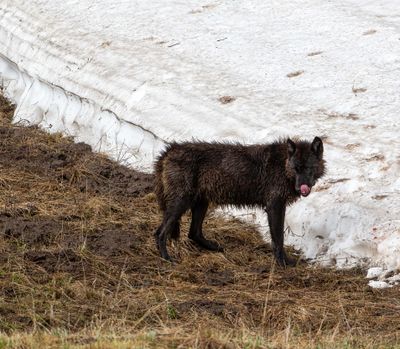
[300,184,311,195]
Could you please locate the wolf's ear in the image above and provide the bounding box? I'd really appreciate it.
[287,138,296,157]
[311,136,323,158]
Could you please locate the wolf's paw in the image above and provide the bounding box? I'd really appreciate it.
[190,236,223,252]
[284,256,299,267]
[275,254,298,268]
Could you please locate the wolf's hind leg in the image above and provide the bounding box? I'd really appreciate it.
[156,199,190,261]
[155,222,180,239]
[189,199,223,252]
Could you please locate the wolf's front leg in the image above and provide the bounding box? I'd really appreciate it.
[266,200,296,267]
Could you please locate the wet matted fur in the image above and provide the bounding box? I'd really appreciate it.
[154,137,325,266]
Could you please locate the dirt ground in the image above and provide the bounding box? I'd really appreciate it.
[0,94,399,348]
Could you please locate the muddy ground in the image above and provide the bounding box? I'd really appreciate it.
[0,94,399,348]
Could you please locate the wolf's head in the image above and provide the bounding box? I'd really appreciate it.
[286,137,325,197]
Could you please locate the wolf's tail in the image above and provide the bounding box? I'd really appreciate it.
[154,154,167,212]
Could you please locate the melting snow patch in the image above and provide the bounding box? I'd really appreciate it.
[368,280,392,289]
[366,267,384,279]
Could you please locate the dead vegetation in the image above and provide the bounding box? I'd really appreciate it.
[286,71,304,78]
[363,29,377,36]
[352,86,368,95]
[0,94,399,348]
[218,96,236,104]
[307,51,323,57]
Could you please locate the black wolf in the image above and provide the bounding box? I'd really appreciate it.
[154,137,325,266]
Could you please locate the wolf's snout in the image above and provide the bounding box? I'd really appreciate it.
[300,184,311,197]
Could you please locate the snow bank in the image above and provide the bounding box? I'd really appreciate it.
[0,54,164,168]
[1,0,399,284]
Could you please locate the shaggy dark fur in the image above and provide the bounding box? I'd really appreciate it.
[154,137,325,266]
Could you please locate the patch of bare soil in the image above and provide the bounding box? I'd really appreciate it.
[0,94,399,347]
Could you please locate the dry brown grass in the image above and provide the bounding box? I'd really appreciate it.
[0,94,399,348]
